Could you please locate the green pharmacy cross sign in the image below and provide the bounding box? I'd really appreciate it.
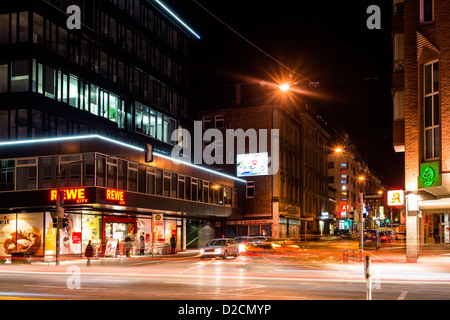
[419,161,441,188]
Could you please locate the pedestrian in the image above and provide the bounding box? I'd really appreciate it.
[170,234,176,254]
[140,232,145,255]
[85,240,94,266]
[125,235,132,257]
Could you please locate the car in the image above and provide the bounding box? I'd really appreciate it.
[335,229,352,238]
[234,236,256,253]
[253,236,270,243]
[200,238,240,259]
[362,229,380,250]
[396,232,406,241]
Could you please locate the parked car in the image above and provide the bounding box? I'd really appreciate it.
[234,236,256,253]
[335,229,352,238]
[200,238,240,259]
[396,232,406,240]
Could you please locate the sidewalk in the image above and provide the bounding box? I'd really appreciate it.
[5,249,201,268]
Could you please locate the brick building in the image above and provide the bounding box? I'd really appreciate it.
[199,82,330,237]
[392,0,450,261]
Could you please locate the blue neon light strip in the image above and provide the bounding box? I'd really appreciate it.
[152,0,201,39]
[0,135,246,183]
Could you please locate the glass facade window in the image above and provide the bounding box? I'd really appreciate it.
[38,156,58,189]
[171,173,177,198]
[0,160,15,191]
[60,155,81,188]
[150,168,160,195]
[138,164,146,193]
[16,158,37,190]
[163,171,171,197]
[11,60,29,92]
[147,167,155,195]
[0,14,9,45]
[0,64,8,92]
[178,175,185,200]
[107,158,118,189]
[96,158,106,187]
[203,182,209,203]
[3,152,235,207]
[135,103,177,145]
[83,153,95,186]
[118,159,127,190]
[128,163,138,192]
[424,61,440,160]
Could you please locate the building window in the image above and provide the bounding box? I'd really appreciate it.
[203,116,212,129]
[0,159,15,191]
[215,115,224,128]
[11,60,29,92]
[327,161,334,169]
[178,175,185,200]
[246,181,255,198]
[0,64,8,92]
[420,0,434,24]
[16,158,37,191]
[128,163,138,192]
[424,60,440,160]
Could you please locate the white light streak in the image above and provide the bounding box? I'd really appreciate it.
[153,0,201,39]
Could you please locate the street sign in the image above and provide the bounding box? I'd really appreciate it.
[363,193,384,200]
[387,190,404,206]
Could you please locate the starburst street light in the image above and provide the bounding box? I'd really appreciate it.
[279,83,291,91]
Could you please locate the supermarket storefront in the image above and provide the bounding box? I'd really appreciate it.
[0,188,194,259]
[0,135,244,260]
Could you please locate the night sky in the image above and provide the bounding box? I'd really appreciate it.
[161,0,405,189]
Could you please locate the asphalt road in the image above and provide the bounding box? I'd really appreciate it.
[0,239,449,301]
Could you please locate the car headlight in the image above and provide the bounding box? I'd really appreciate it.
[200,249,204,255]
[239,244,246,252]
[214,248,222,254]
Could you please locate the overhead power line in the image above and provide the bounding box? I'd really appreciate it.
[192,0,359,154]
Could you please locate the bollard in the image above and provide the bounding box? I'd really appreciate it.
[364,255,372,300]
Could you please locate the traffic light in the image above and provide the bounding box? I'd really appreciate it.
[145,143,153,163]
[62,216,70,228]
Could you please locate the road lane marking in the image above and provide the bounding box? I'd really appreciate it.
[397,290,408,300]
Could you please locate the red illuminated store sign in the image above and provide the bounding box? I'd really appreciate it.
[50,188,88,203]
[106,189,126,205]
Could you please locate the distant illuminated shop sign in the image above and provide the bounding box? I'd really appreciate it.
[339,204,347,218]
[105,189,126,205]
[50,188,88,204]
[387,190,404,206]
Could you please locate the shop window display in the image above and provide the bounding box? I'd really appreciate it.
[82,215,102,256]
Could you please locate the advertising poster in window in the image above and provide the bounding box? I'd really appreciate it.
[0,213,44,257]
[44,212,56,256]
[153,213,164,243]
[59,213,81,255]
[165,219,177,243]
[236,153,269,177]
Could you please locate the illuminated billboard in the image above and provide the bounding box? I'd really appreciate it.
[236,153,269,177]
